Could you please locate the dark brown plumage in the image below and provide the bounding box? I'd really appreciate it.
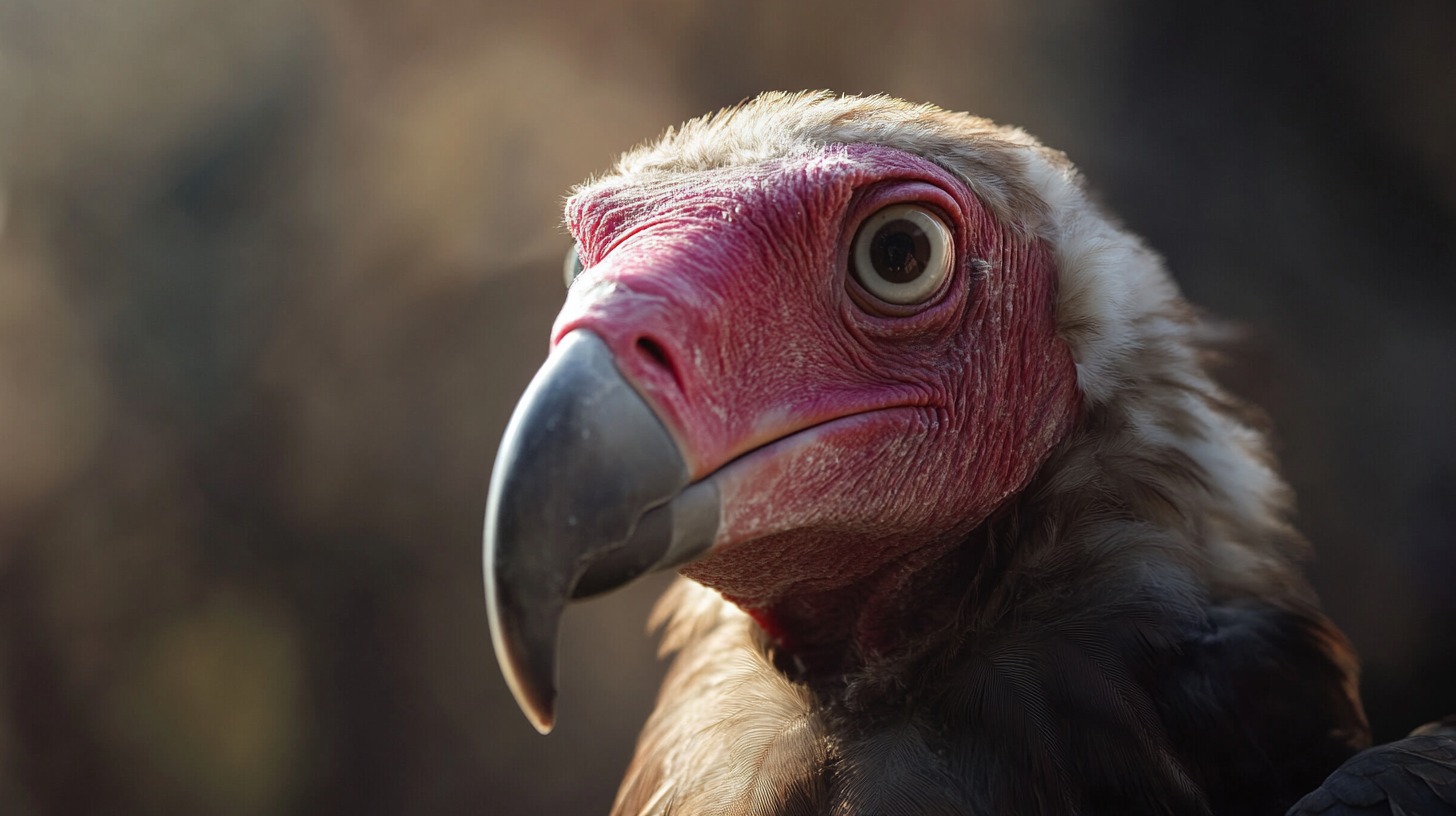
[612,412,1369,816]
[1287,730,1456,815]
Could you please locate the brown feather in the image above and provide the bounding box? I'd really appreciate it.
[613,599,828,816]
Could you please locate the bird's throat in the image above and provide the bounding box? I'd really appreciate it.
[699,533,979,680]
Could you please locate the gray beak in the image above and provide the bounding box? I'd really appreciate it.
[484,330,719,733]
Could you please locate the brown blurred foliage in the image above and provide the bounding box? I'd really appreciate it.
[0,1,1452,814]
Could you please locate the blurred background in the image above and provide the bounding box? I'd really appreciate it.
[0,1,1453,813]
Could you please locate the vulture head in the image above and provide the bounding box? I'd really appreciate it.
[484,93,1386,814]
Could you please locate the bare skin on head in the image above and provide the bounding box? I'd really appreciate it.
[559,144,1079,674]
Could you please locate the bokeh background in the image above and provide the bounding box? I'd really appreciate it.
[1,2,1453,813]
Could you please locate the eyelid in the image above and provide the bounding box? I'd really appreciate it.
[842,180,963,239]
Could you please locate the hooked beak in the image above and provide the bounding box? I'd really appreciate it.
[483,330,719,733]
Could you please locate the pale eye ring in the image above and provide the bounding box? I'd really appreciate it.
[850,204,954,306]
[563,243,585,288]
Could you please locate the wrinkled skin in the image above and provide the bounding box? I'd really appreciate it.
[554,144,1079,663]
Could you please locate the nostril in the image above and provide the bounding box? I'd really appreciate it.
[636,336,670,369]
[635,336,682,390]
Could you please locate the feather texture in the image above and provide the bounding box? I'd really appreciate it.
[613,585,828,816]
[613,435,1370,815]
[1286,735,1456,815]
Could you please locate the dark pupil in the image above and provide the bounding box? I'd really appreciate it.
[869,220,930,284]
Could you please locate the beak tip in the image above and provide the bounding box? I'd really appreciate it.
[506,662,556,734]
[527,703,556,735]
[494,628,561,734]
[483,579,562,734]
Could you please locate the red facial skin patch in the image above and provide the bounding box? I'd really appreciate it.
[555,144,1081,672]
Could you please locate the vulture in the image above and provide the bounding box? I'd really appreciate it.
[483,92,1456,815]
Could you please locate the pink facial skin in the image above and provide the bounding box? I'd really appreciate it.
[554,144,1080,670]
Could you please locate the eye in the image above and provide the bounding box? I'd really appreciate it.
[850,203,954,306]
[563,243,585,288]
